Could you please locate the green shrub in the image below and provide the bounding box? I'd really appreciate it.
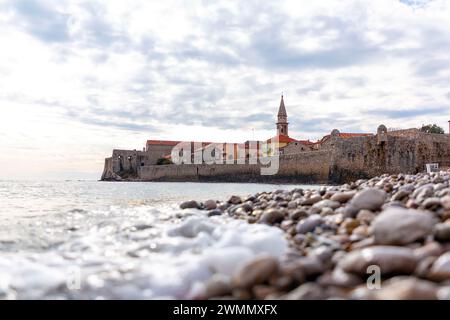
[420,124,444,134]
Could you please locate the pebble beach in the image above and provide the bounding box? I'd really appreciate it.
[180,171,450,300]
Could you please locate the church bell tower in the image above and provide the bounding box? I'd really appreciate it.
[276,95,288,136]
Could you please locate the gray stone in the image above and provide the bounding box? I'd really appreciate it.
[287,201,298,209]
[318,268,363,288]
[204,274,232,298]
[312,199,341,210]
[330,191,356,203]
[289,209,308,220]
[260,208,284,225]
[422,197,442,210]
[372,207,435,245]
[232,256,279,288]
[349,188,387,211]
[437,286,450,300]
[413,242,443,260]
[338,246,417,276]
[374,277,437,300]
[282,283,327,300]
[392,189,411,201]
[301,195,322,206]
[228,195,242,205]
[204,199,217,210]
[442,195,450,210]
[434,221,450,241]
[296,214,323,234]
[207,209,222,217]
[412,184,434,200]
[428,252,450,281]
[356,210,376,224]
[180,200,200,209]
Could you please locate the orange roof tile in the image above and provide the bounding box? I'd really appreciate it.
[266,134,298,143]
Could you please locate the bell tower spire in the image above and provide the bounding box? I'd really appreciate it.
[276,94,288,136]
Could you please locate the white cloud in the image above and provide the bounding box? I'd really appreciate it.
[0,0,449,179]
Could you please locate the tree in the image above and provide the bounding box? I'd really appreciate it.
[420,124,444,134]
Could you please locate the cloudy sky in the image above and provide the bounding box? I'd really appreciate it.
[0,0,449,179]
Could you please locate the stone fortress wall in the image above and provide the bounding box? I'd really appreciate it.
[101,127,450,184]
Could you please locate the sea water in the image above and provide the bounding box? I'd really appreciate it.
[0,180,320,299]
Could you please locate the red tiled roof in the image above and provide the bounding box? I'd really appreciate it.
[297,140,314,145]
[266,134,298,143]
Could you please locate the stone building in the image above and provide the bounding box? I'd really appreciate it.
[101,96,450,183]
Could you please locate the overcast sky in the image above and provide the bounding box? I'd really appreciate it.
[0,0,449,179]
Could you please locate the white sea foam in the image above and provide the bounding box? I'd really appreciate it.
[0,181,318,299]
[0,205,288,299]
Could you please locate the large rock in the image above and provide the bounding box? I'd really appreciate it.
[348,188,387,212]
[372,207,435,245]
[232,256,279,288]
[338,246,417,276]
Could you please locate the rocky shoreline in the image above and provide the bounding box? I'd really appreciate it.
[180,171,450,300]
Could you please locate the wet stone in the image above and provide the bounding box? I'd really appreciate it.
[413,242,443,261]
[428,252,450,281]
[338,246,417,276]
[422,197,442,210]
[312,200,341,211]
[441,196,450,210]
[374,277,437,300]
[207,209,222,217]
[260,209,285,225]
[228,195,242,205]
[289,209,308,220]
[372,207,435,245]
[349,188,387,212]
[296,214,323,234]
[204,199,217,210]
[318,268,363,288]
[232,256,279,289]
[301,196,322,206]
[282,282,327,300]
[204,274,232,298]
[434,221,450,241]
[180,200,200,209]
[355,210,375,224]
[330,191,356,203]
